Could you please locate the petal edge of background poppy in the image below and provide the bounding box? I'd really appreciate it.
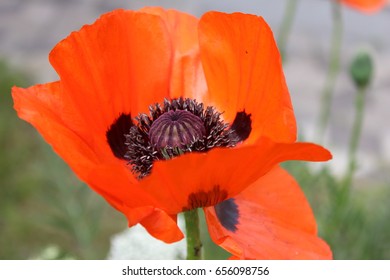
[204,166,332,260]
[339,0,386,13]
[199,11,296,144]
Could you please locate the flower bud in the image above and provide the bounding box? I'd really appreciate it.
[349,51,373,89]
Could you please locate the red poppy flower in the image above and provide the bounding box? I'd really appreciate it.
[12,7,332,259]
[338,0,387,13]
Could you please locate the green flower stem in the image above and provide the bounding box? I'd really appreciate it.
[317,1,343,143]
[184,209,202,260]
[342,86,367,192]
[277,0,299,62]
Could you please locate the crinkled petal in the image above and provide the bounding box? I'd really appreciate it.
[199,11,296,144]
[204,166,332,259]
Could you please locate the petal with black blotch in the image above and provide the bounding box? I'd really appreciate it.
[204,167,332,259]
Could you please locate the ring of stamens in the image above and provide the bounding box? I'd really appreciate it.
[125,98,240,179]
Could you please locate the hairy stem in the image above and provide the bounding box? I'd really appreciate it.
[342,86,366,192]
[184,209,202,260]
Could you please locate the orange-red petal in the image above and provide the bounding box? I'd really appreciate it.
[204,167,332,259]
[12,83,100,180]
[138,138,331,214]
[49,9,174,162]
[339,0,386,13]
[12,84,173,235]
[140,210,184,243]
[199,12,296,144]
[140,7,207,101]
[86,163,184,243]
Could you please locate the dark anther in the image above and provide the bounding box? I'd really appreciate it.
[215,198,239,232]
[106,113,134,159]
[230,111,252,142]
[149,110,206,150]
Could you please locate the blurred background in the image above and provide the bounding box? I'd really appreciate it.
[1,0,389,259]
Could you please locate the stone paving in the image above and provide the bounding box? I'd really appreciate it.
[1,0,389,180]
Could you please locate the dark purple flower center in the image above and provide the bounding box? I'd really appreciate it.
[149,110,206,150]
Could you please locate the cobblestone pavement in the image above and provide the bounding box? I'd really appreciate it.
[1,0,390,181]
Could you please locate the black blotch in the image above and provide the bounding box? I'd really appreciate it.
[106,113,133,159]
[215,198,239,232]
[230,111,252,142]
